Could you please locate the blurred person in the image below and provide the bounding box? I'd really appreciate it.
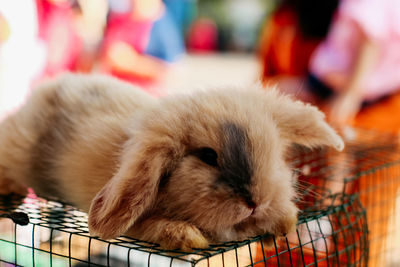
[37,0,108,74]
[259,0,338,78]
[1,0,108,120]
[260,0,400,124]
[308,0,400,123]
[145,0,194,63]
[163,0,196,34]
[0,0,45,121]
[36,0,82,77]
[101,0,171,94]
[74,0,108,72]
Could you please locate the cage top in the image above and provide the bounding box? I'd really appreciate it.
[2,127,393,265]
[0,188,365,265]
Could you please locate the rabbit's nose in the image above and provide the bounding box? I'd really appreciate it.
[246,200,258,215]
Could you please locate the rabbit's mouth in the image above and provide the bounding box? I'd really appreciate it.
[232,201,258,223]
[241,206,255,220]
[230,205,259,230]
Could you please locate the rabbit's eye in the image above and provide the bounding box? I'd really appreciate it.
[192,147,219,167]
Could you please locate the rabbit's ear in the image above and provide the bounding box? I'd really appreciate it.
[88,138,179,239]
[271,96,344,151]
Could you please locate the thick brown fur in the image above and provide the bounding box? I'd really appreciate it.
[0,73,344,250]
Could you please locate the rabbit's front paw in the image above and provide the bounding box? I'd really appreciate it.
[272,215,297,237]
[160,223,209,251]
[130,217,209,251]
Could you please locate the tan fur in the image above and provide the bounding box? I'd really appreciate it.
[0,73,344,250]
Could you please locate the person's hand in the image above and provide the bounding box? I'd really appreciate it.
[326,35,378,125]
[328,90,362,125]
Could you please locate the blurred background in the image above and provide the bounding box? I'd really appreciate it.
[0,0,273,120]
[1,1,400,266]
[1,0,400,127]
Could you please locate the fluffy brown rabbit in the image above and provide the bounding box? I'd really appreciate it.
[0,73,344,250]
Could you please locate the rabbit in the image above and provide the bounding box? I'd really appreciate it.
[0,73,344,250]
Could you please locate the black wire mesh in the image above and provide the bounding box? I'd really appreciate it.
[1,127,398,266]
[0,191,368,267]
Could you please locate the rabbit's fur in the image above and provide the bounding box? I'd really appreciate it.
[0,73,344,250]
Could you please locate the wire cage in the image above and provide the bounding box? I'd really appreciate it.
[0,190,367,266]
[290,127,400,266]
[0,127,398,267]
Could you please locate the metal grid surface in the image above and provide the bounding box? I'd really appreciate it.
[2,127,398,266]
[0,192,367,267]
[291,127,400,266]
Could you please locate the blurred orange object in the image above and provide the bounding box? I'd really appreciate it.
[258,5,321,81]
[354,92,400,133]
